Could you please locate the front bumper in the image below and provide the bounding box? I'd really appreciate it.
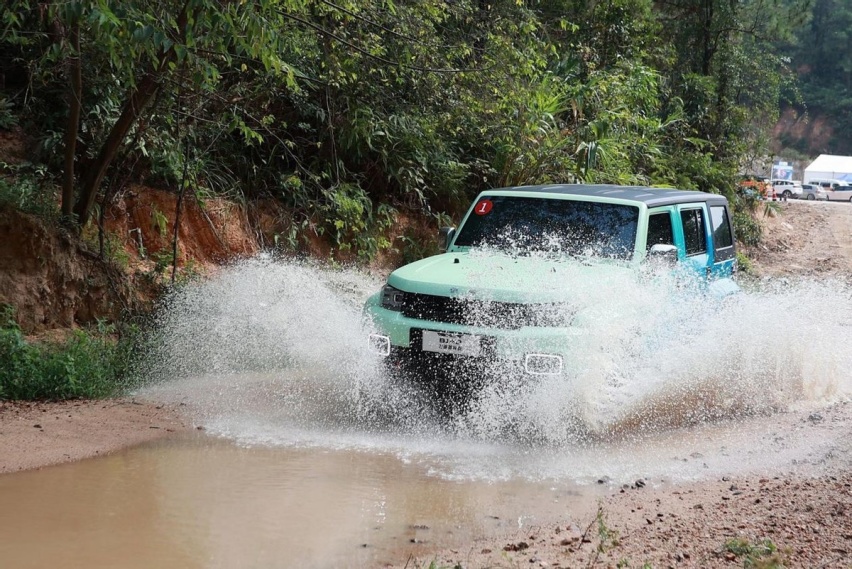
[363,296,574,373]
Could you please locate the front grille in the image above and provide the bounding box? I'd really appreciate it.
[401,292,572,330]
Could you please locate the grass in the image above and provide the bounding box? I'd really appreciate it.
[0,306,137,400]
[723,538,786,568]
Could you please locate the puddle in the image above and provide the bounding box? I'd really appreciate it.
[0,432,603,569]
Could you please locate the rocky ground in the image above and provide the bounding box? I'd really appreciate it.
[404,464,852,569]
[748,199,852,280]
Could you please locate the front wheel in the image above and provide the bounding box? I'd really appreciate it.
[783,190,792,198]
[807,194,815,200]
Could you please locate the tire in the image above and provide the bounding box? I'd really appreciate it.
[807,194,815,200]
[783,190,792,198]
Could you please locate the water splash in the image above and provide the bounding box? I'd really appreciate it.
[136,256,852,451]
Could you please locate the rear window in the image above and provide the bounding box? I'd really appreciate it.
[454,196,639,260]
[710,206,733,249]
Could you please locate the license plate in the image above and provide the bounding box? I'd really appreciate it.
[421,330,482,357]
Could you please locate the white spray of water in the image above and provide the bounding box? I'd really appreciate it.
[427,246,852,443]
[137,256,852,457]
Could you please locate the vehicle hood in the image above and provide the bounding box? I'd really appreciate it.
[386,251,632,303]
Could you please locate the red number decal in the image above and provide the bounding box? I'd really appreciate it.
[474,199,493,215]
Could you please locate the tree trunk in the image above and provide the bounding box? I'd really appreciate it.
[73,71,162,226]
[62,21,82,221]
[73,2,191,228]
[171,135,191,283]
[701,0,715,75]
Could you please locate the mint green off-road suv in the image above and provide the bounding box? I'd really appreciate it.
[364,184,738,397]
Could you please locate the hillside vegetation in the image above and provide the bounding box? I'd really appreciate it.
[0,0,813,261]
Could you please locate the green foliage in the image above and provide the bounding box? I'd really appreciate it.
[595,506,620,553]
[736,251,755,276]
[151,208,168,237]
[151,249,174,273]
[321,184,396,261]
[733,210,763,247]
[81,225,130,269]
[0,306,137,400]
[780,0,852,153]
[397,230,441,267]
[0,97,18,129]
[0,161,59,219]
[0,0,798,250]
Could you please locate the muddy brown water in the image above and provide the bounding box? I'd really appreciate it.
[0,432,607,569]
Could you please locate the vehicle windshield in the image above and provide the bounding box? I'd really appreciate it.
[453,196,639,260]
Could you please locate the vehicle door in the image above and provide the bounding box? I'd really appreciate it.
[674,203,711,279]
[825,182,844,200]
[836,186,852,200]
[708,204,736,278]
[823,182,834,200]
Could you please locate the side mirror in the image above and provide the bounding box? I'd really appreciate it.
[646,243,679,265]
[439,226,456,252]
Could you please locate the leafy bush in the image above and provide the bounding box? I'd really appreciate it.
[0,161,59,219]
[0,97,18,130]
[0,307,137,400]
[733,209,763,247]
[320,183,396,261]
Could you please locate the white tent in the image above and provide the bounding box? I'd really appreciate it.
[803,154,852,183]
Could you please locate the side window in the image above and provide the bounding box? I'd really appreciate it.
[710,205,734,260]
[680,208,706,256]
[646,212,674,251]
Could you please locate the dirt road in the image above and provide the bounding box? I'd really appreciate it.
[0,399,188,473]
[750,200,852,278]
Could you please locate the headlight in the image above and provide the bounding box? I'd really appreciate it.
[380,284,406,311]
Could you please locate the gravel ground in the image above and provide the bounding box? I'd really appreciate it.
[393,405,852,569]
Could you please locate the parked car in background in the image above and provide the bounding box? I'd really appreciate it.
[801,184,827,200]
[770,179,803,199]
[808,178,845,191]
[826,185,852,202]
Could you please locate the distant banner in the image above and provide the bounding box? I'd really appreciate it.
[772,161,794,180]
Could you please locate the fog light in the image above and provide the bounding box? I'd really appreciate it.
[524,353,563,375]
[367,334,391,357]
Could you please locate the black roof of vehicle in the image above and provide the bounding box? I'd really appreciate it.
[486,184,729,208]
